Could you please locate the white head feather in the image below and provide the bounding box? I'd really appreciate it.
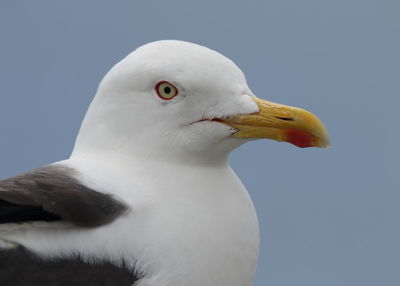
[72,40,258,164]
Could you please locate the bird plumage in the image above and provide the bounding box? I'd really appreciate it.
[0,40,329,286]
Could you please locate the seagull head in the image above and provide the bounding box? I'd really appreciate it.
[73,40,330,164]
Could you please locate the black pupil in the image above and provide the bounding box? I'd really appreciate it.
[164,86,171,94]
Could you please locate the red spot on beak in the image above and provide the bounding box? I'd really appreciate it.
[285,129,314,148]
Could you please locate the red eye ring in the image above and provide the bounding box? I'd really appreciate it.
[155,81,179,100]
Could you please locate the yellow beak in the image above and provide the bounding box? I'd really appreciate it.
[220,97,330,148]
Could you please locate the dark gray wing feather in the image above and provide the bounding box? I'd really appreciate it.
[0,246,138,286]
[0,165,127,227]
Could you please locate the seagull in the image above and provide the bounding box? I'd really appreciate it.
[0,40,330,286]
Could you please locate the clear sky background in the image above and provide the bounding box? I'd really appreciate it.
[0,1,398,285]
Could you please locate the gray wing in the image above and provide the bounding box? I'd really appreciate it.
[0,246,138,286]
[0,165,127,227]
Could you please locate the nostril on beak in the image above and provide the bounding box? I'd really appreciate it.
[274,116,294,121]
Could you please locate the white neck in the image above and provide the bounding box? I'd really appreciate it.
[6,153,260,286]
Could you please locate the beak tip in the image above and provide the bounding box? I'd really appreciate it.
[314,134,331,149]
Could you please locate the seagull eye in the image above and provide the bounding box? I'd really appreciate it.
[155,81,178,100]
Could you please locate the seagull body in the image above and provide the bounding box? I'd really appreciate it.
[0,41,329,286]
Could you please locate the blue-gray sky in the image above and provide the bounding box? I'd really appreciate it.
[0,1,398,285]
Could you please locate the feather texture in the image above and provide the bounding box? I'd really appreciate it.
[0,165,127,227]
